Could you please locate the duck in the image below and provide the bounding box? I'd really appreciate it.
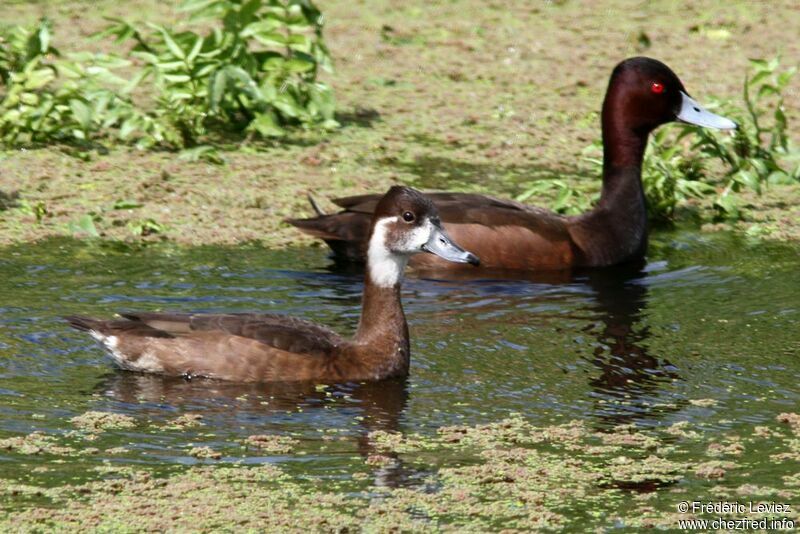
[66,186,479,383]
[288,57,737,271]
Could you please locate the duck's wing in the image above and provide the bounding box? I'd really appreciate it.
[67,313,342,357]
[287,192,568,263]
[116,312,344,356]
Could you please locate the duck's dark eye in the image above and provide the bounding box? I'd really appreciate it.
[402,211,415,222]
[651,82,665,94]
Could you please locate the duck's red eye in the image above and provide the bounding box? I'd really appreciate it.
[651,82,665,94]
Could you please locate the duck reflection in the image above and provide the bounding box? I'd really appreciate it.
[96,373,418,487]
[579,261,680,427]
[412,260,681,427]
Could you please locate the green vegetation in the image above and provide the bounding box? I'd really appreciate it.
[0,0,335,153]
[0,18,137,147]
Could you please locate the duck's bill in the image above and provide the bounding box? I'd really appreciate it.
[677,92,737,130]
[422,225,480,266]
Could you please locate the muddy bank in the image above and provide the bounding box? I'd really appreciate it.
[1,0,799,246]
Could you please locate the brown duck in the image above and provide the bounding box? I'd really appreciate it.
[66,186,479,383]
[289,57,737,271]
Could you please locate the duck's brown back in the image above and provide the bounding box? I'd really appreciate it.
[289,192,577,271]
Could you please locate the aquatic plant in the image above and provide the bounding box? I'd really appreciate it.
[0,0,336,151]
[0,19,141,147]
[681,57,799,219]
[100,0,337,146]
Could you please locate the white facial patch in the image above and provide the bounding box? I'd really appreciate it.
[401,218,435,253]
[367,217,407,288]
[367,216,436,287]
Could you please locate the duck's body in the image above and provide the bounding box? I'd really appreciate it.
[67,187,478,383]
[293,187,645,270]
[289,57,736,272]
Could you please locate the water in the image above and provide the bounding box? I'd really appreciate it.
[0,231,798,498]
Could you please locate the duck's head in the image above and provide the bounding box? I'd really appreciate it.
[367,186,479,286]
[604,57,737,133]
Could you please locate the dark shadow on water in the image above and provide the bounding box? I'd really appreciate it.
[96,373,422,488]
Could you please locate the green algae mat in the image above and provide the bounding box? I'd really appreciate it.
[0,230,798,530]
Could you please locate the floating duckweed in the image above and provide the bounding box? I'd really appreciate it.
[663,421,702,440]
[69,412,136,433]
[2,416,800,530]
[777,412,800,433]
[689,398,718,407]
[694,460,737,479]
[164,414,205,429]
[706,441,745,457]
[244,435,299,454]
[0,433,53,455]
[189,447,222,460]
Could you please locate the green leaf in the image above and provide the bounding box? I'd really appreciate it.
[208,69,227,112]
[155,61,187,71]
[119,119,137,139]
[239,0,263,24]
[248,112,285,137]
[187,36,204,63]
[69,214,100,237]
[733,169,760,193]
[758,84,778,97]
[178,145,225,164]
[112,199,144,210]
[246,30,287,47]
[179,0,221,14]
[241,19,282,37]
[163,74,192,83]
[222,66,262,101]
[23,68,55,90]
[69,99,92,129]
[748,70,770,86]
[159,28,187,60]
[37,20,51,53]
[284,56,315,73]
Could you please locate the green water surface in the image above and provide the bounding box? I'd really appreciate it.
[0,231,798,528]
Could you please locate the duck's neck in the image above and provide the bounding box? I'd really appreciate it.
[352,249,410,377]
[571,103,650,266]
[599,105,649,209]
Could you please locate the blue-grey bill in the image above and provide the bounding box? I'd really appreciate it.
[423,226,480,266]
[677,91,737,130]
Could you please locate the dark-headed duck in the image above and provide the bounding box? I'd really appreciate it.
[66,186,479,383]
[289,57,737,271]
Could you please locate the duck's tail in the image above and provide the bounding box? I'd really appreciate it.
[64,315,105,332]
[284,194,371,263]
[307,194,325,217]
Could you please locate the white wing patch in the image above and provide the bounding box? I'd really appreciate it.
[89,331,164,373]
